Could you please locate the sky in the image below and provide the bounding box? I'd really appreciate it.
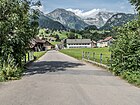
[36,0,135,14]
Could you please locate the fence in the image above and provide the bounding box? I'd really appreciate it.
[82,51,140,70]
[82,51,112,65]
[23,51,34,65]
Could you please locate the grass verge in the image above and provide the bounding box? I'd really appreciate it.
[60,48,111,65]
[34,51,47,60]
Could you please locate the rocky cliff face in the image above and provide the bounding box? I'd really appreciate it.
[46,8,88,30]
[38,10,66,30]
[83,12,114,27]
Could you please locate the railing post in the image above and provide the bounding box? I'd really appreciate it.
[88,52,90,60]
[86,52,88,59]
[28,52,30,61]
[25,54,26,63]
[93,52,95,61]
[100,53,103,64]
[82,51,84,60]
[110,54,112,65]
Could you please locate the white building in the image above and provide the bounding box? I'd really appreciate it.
[66,39,91,48]
[97,36,114,48]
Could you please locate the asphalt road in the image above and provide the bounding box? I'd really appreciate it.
[0,50,140,105]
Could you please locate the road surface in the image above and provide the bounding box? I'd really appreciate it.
[0,50,140,105]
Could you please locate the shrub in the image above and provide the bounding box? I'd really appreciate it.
[121,71,140,86]
[110,20,140,86]
[0,57,22,81]
[110,21,140,74]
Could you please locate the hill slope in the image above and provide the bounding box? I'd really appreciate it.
[100,13,137,30]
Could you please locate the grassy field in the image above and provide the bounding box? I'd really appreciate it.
[60,48,111,65]
[34,51,47,60]
[50,41,61,46]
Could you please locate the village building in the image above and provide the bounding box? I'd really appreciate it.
[30,37,54,51]
[91,40,97,48]
[97,36,114,48]
[66,39,91,48]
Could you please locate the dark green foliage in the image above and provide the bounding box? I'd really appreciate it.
[84,25,98,31]
[67,32,78,39]
[0,0,39,81]
[129,0,140,14]
[0,0,39,66]
[110,21,140,85]
[79,30,111,41]
[55,34,60,41]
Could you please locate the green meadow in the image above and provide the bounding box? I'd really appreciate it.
[60,47,111,65]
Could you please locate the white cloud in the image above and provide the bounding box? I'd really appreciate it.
[32,5,48,14]
[66,8,107,18]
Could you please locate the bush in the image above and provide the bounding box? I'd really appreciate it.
[0,58,22,81]
[121,71,140,86]
[110,20,140,86]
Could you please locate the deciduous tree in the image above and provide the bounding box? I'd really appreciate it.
[0,0,40,66]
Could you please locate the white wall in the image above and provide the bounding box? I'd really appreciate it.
[97,42,108,48]
[67,44,91,48]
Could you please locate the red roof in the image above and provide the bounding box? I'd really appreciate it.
[104,36,113,42]
[97,36,113,43]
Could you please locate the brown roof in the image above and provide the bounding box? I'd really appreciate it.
[104,36,113,42]
[97,40,104,43]
[91,40,96,43]
[34,37,46,43]
[97,36,113,43]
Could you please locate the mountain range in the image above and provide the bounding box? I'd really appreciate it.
[46,8,88,30]
[100,13,137,30]
[38,10,66,30]
[67,9,115,27]
[38,8,137,30]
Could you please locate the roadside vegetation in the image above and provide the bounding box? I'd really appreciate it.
[109,0,140,86]
[34,51,47,60]
[110,21,140,86]
[0,0,40,81]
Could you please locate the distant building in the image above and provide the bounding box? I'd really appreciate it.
[66,39,91,48]
[97,36,114,48]
[91,40,97,48]
[30,37,54,51]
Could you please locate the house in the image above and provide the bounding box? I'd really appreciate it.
[30,37,54,51]
[91,40,97,48]
[97,36,114,48]
[66,39,91,48]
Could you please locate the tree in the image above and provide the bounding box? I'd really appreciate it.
[67,32,78,39]
[129,0,140,14]
[110,21,140,85]
[0,0,40,66]
[55,34,60,41]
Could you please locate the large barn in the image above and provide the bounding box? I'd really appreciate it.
[66,39,91,48]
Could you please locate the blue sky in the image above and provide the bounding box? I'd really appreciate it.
[37,0,135,13]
